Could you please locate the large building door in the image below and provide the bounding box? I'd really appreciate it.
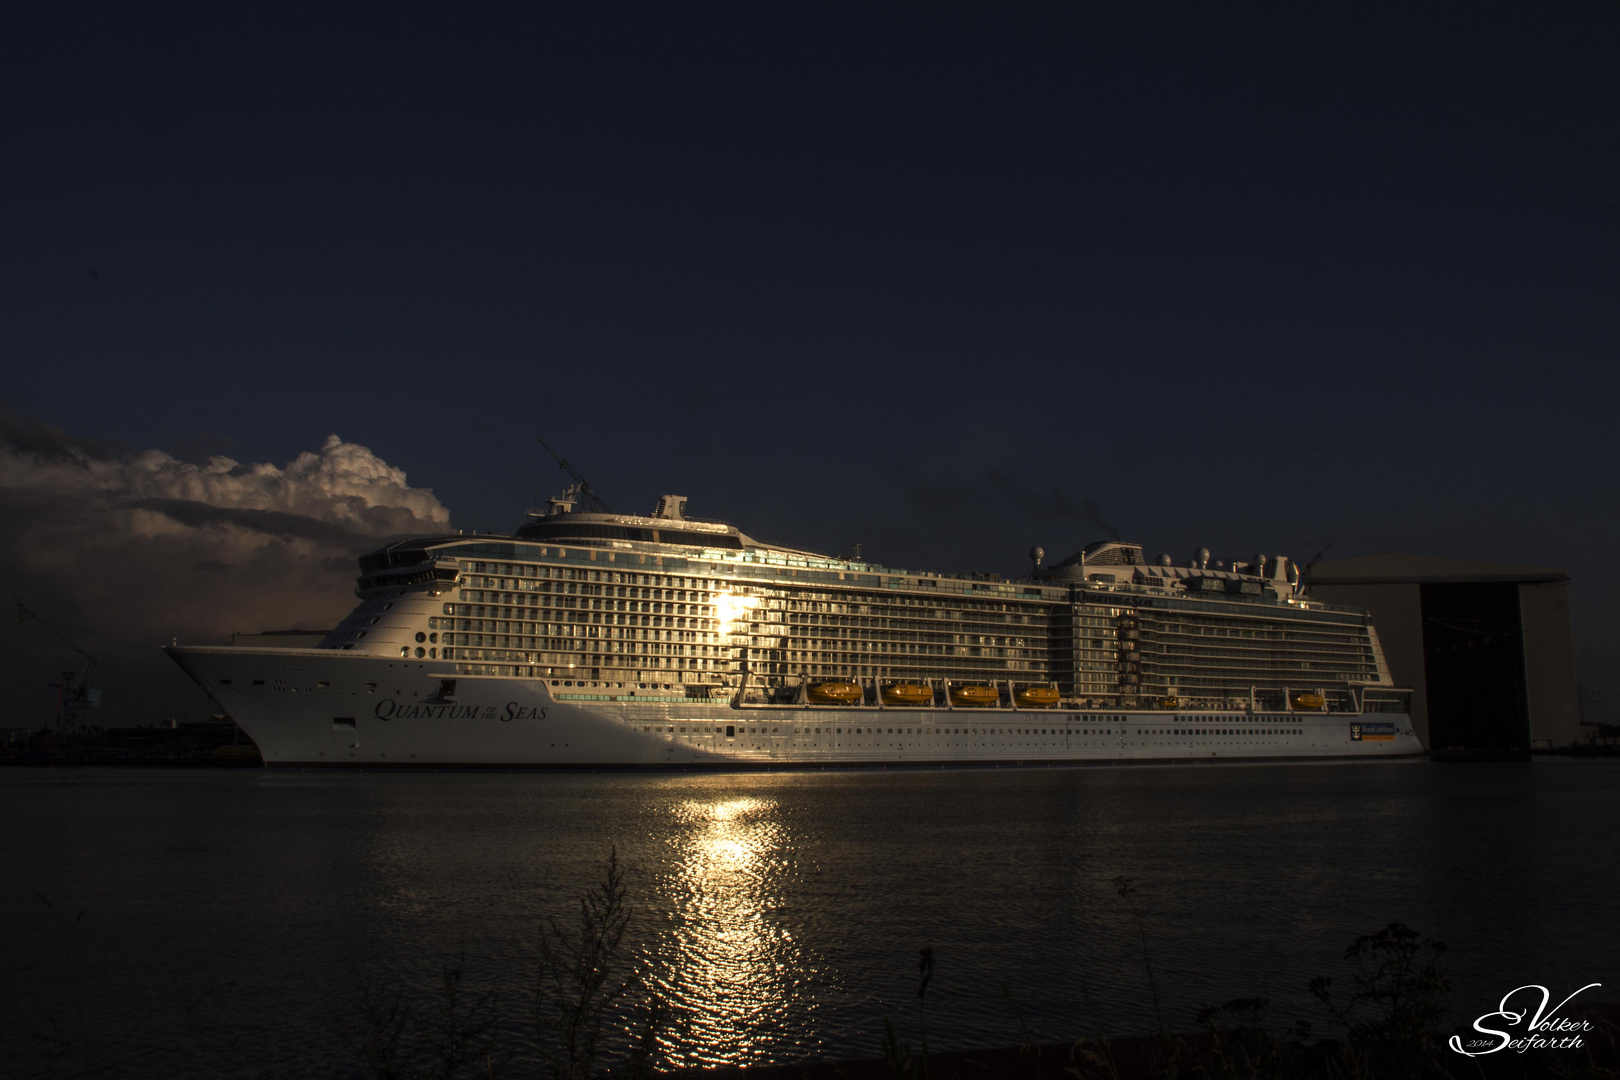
[1419,583,1529,750]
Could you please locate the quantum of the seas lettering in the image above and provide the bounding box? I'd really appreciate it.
[371,699,548,722]
[374,700,486,720]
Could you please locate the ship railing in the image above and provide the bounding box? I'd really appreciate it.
[1075,580,1372,617]
[726,677,1409,715]
[1358,687,1414,714]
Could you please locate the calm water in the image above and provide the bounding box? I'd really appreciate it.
[2,759,1616,1077]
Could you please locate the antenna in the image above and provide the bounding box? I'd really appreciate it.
[536,437,612,513]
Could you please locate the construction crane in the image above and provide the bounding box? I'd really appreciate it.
[536,437,612,513]
[1299,542,1334,588]
[16,599,100,734]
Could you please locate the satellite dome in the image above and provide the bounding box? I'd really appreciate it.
[1029,546,1045,567]
[1158,553,1172,566]
[1196,547,1211,568]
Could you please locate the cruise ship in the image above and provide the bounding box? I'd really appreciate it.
[165,487,1423,766]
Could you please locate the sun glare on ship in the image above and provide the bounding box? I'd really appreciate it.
[712,591,757,640]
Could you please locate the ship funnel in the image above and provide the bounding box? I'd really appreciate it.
[652,494,688,520]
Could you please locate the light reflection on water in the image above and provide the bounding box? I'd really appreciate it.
[3,761,1618,1078]
[650,794,808,1064]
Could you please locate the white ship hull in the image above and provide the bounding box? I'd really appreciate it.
[167,646,1425,767]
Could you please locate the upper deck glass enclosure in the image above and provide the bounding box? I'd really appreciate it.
[332,500,1386,711]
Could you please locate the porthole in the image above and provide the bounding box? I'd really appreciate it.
[415,632,427,643]
[429,648,437,659]
[415,647,426,658]
[429,633,438,644]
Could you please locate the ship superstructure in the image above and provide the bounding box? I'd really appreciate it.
[165,488,1421,766]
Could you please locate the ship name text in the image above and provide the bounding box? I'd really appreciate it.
[373,700,548,723]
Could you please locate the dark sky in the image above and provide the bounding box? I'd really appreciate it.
[3,2,1619,722]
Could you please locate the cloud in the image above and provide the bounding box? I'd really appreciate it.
[0,409,118,462]
[124,498,365,544]
[0,412,451,724]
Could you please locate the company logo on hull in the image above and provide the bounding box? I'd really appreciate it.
[1350,721,1396,741]
[374,700,548,723]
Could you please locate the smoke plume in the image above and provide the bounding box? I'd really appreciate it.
[984,469,1121,541]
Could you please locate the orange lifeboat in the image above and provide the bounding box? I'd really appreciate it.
[1014,686,1060,709]
[949,684,999,708]
[1290,691,1326,711]
[881,683,933,706]
[807,681,863,705]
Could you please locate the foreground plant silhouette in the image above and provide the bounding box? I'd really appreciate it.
[1310,922,1451,1080]
[1109,875,1190,1078]
[532,845,664,1080]
[351,846,663,1080]
[882,945,935,1079]
[1192,996,1312,1080]
[352,952,505,1080]
[887,880,1479,1080]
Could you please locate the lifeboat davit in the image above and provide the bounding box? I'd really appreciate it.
[949,684,999,708]
[807,681,863,705]
[1014,687,1060,709]
[881,683,933,706]
[1290,691,1326,711]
